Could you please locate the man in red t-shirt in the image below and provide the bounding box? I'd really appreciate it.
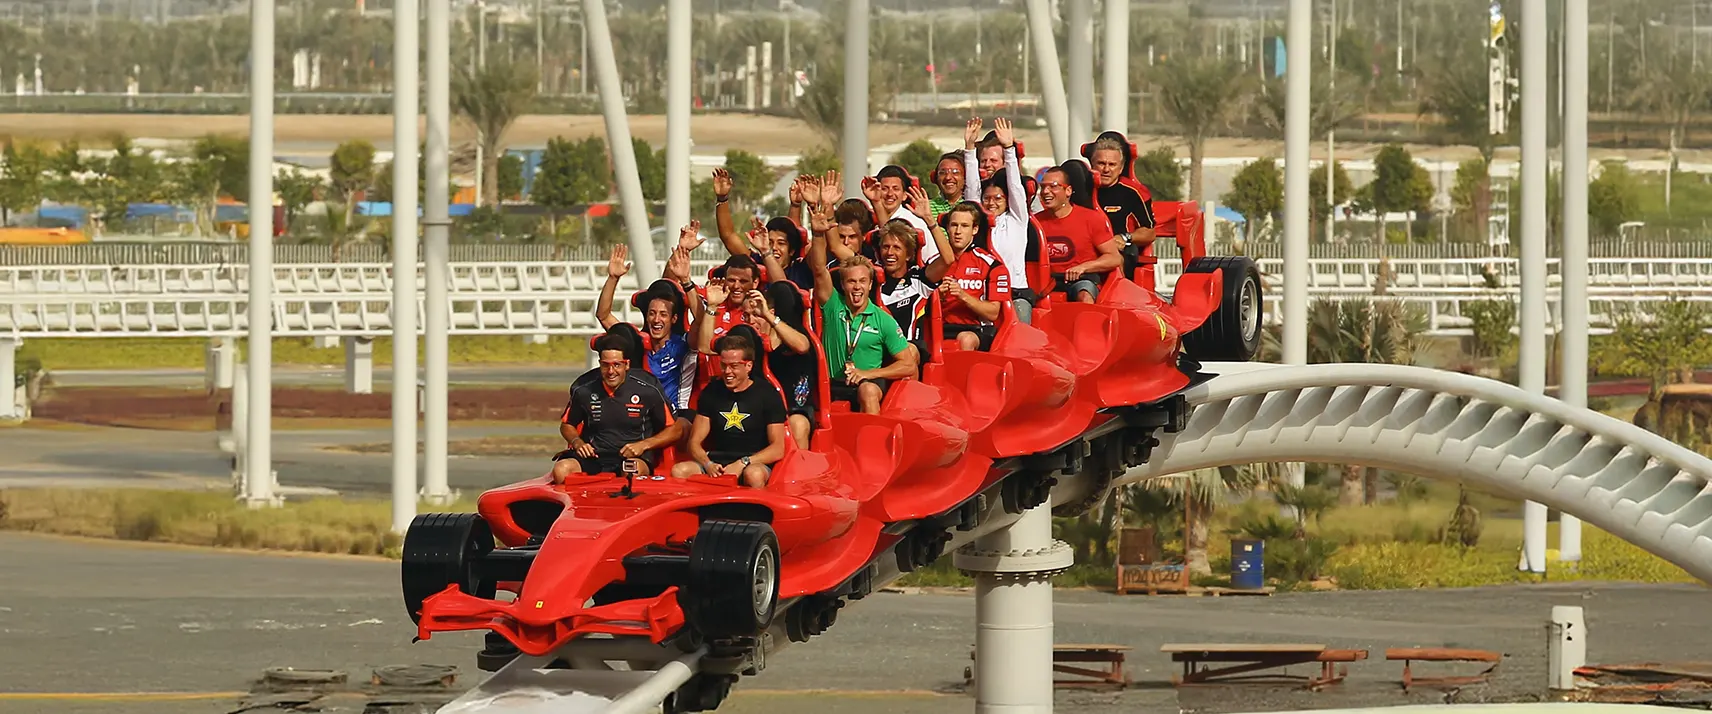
[1032,165,1123,303]
[925,203,1010,351]
[691,254,761,391]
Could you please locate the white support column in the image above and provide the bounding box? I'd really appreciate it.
[842,0,870,196]
[423,0,452,507]
[585,0,658,285]
[344,337,374,394]
[744,45,757,111]
[666,0,691,237]
[207,337,235,390]
[955,502,1073,714]
[1519,0,1549,574]
[391,0,420,534]
[0,338,17,420]
[245,0,278,509]
[1558,0,1589,564]
[1100,0,1129,132]
[1024,0,1072,162]
[760,41,773,110]
[1281,0,1310,367]
[1066,0,1094,142]
[232,360,248,494]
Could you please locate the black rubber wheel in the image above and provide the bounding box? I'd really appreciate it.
[681,520,780,639]
[1179,256,1263,362]
[401,512,495,624]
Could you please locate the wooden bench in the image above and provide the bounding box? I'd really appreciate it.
[964,644,1131,689]
[1385,647,1501,691]
[1162,643,1369,690]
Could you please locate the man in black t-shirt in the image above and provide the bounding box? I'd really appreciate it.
[553,334,678,482]
[671,334,788,489]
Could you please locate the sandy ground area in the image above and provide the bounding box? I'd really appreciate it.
[2,112,1693,164]
[0,531,1708,714]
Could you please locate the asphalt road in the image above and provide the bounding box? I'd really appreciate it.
[2,533,1709,714]
[0,423,550,495]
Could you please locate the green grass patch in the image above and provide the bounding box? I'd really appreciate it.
[21,336,588,371]
[0,488,475,557]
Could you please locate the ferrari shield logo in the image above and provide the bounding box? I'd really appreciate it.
[1155,314,1169,340]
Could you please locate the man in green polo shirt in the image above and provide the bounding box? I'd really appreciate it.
[817,254,919,413]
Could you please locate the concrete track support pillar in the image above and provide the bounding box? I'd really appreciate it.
[207,337,235,391]
[1024,0,1072,161]
[955,502,1073,714]
[344,337,375,394]
[0,338,18,420]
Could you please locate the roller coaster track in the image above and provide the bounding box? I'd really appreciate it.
[433,363,1712,714]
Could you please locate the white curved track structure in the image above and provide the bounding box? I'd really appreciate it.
[439,363,1712,714]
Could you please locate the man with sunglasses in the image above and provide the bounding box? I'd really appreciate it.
[1033,164,1124,303]
[553,334,678,483]
[672,333,788,489]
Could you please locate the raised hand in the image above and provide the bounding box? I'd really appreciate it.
[808,201,835,234]
[993,117,1014,148]
[907,185,933,221]
[678,219,704,251]
[747,217,771,255]
[664,246,692,283]
[705,281,729,307]
[711,168,732,200]
[819,170,843,205]
[607,244,630,278]
[860,175,882,204]
[788,175,805,205]
[964,116,983,149]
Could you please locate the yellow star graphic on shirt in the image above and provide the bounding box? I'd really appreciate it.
[720,404,750,431]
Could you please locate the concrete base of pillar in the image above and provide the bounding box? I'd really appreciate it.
[524,334,549,345]
[314,335,340,349]
[345,337,374,394]
[954,503,1072,714]
[207,337,236,391]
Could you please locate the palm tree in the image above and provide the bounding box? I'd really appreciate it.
[1627,48,1712,213]
[454,58,539,208]
[1305,297,1430,506]
[1151,56,1255,204]
[1142,467,1264,577]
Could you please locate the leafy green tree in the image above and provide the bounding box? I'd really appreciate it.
[1305,297,1429,505]
[328,139,376,229]
[1225,158,1283,241]
[498,154,525,203]
[453,58,539,207]
[0,141,51,222]
[1132,147,1183,202]
[1596,301,1712,401]
[276,170,323,233]
[1368,144,1434,241]
[533,137,610,210]
[631,138,666,203]
[1588,161,1641,237]
[1450,156,1492,242]
[1627,47,1712,213]
[722,149,772,207]
[889,139,944,186]
[1308,160,1353,231]
[796,146,841,176]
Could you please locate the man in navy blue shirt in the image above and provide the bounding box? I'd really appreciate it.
[596,241,700,412]
[554,334,678,482]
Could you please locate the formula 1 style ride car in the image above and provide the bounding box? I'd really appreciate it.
[400,199,1261,711]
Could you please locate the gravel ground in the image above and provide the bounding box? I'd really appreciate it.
[0,532,1708,714]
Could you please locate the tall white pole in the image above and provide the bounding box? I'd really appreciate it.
[245,0,276,508]
[1520,0,1549,574]
[585,0,657,284]
[423,0,452,506]
[1066,0,1094,142]
[666,0,691,236]
[842,0,870,197]
[1282,0,1310,367]
[1100,0,1129,132]
[391,0,420,534]
[1025,0,1072,161]
[1326,0,1338,245]
[956,503,1073,713]
[1559,0,1588,565]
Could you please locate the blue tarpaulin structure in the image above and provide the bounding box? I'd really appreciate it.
[356,202,478,218]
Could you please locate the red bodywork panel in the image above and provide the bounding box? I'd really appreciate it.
[415,202,1222,655]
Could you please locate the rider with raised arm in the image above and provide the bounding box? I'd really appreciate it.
[553,333,678,483]
[808,202,920,413]
[1033,164,1125,303]
[594,229,703,412]
[711,167,814,291]
[961,117,1035,323]
[672,333,789,489]
[918,188,1010,352]
[862,165,934,259]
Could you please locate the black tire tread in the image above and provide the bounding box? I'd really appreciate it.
[1180,256,1262,362]
[401,512,494,624]
[683,519,779,639]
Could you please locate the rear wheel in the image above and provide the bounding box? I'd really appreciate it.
[1179,256,1263,362]
[682,520,780,639]
[401,513,495,624]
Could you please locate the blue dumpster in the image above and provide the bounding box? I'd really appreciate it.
[1231,538,1265,590]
